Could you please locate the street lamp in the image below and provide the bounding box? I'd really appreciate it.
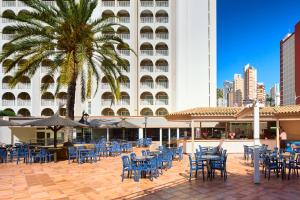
[144,116,148,139]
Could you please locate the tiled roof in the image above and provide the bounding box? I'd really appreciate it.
[168,107,242,117]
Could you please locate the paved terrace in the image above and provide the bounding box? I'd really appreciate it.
[0,148,299,200]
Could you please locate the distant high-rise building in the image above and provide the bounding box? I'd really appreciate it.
[257,83,266,106]
[270,83,280,106]
[280,21,300,105]
[244,64,257,105]
[228,90,234,107]
[233,74,244,107]
[223,81,233,107]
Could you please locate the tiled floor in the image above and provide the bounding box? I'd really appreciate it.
[0,148,300,200]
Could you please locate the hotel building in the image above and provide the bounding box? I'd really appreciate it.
[243,64,257,105]
[0,0,217,117]
[280,21,300,105]
[256,83,266,106]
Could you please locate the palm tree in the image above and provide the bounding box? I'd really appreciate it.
[0,0,132,120]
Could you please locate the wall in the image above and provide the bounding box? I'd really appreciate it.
[280,120,300,140]
[10,127,36,144]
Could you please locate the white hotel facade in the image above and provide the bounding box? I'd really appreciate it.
[0,0,216,118]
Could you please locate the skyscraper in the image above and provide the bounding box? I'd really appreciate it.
[233,74,243,107]
[244,64,257,105]
[223,80,233,107]
[280,21,300,105]
[270,83,280,106]
[0,0,217,117]
[257,83,266,106]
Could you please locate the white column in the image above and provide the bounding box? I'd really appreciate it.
[138,128,143,139]
[176,128,179,140]
[168,128,171,146]
[276,120,280,148]
[106,128,109,142]
[159,128,162,146]
[191,120,195,153]
[253,101,260,184]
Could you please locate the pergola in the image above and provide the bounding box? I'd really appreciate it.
[166,105,300,152]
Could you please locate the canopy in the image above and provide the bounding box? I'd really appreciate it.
[0,118,19,126]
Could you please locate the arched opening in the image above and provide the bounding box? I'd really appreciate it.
[140,92,154,105]
[117,108,130,116]
[59,108,66,116]
[41,108,54,116]
[156,108,168,116]
[155,92,168,105]
[118,59,130,72]
[118,75,130,89]
[102,26,115,37]
[155,42,168,56]
[117,26,130,40]
[17,9,30,17]
[17,108,30,117]
[2,59,14,73]
[2,43,12,52]
[102,108,115,116]
[41,92,55,106]
[2,26,15,40]
[155,10,168,23]
[2,75,13,89]
[117,10,130,23]
[156,75,168,89]
[56,92,67,106]
[140,42,153,56]
[155,26,169,39]
[140,10,153,23]
[101,92,114,106]
[119,92,130,105]
[155,59,168,72]
[117,43,130,56]
[2,9,16,23]
[17,76,31,89]
[140,75,154,89]
[41,75,55,89]
[17,92,31,106]
[41,59,54,73]
[101,76,110,89]
[140,59,153,72]
[3,108,15,115]
[140,26,153,39]
[2,92,15,106]
[102,10,115,23]
[140,108,153,116]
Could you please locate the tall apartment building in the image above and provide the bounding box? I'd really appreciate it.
[0,0,217,117]
[257,83,266,106]
[270,83,280,106]
[233,74,243,107]
[223,80,233,107]
[244,64,257,105]
[280,21,300,105]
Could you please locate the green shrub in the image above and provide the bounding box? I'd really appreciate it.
[0,110,16,116]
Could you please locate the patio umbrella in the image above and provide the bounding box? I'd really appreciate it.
[89,119,118,128]
[22,113,88,147]
[114,119,139,140]
[0,118,19,126]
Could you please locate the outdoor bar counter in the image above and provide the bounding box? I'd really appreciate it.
[177,139,276,154]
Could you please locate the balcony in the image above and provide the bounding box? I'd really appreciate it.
[117,99,130,106]
[102,1,115,7]
[141,50,153,56]
[156,17,168,23]
[120,83,130,89]
[141,17,153,23]
[102,99,114,106]
[104,18,115,23]
[140,82,154,89]
[156,1,169,7]
[101,83,110,89]
[2,18,15,23]
[156,82,168,89]
[17,100,31,106]
[156,33,168,40]
[141,66,153,73]
[119,17,130,23]
[141,33,153,39]
[41,99,55,106]
[56,99,67,106]
[156,65,168,72]
[2,100,15,106]
[118,33,130,40]
[141,1,153,7]
[117,1,130,7]
[41,66,51,73]
[155,99,168,105]
[2,34,15,40]
[17,83,31,89]
[43,1,55,6]
[118,50,130,56]
[156,50,169,56]
[140,99,153,105]
[17,1,28,6]
[2,1,16,7]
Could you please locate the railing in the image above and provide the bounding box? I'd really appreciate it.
[120,66,130,73]
[140,17,153,23]
[17,100,31,106]
[117,1,130,7]
[2,18,15,23]
[2,83,10,89]
[17,1,28,6]
[141,33,153,39]
[56,99,67,106]
[156,82,168,89]
[101,99,114,106]
[102,1,115,7]
[17,83,31,89]
[117,99,130,105]
[2,68,17,74]
[118,50,130,56]
[2,100,15,106]
[104,18,115,23]
[101,83,109,89]
[43,1,55,6]
[141,1,153,7]
[156,65,168,72]
[2,1,16,7]
[155,99,168,105]
[156,33,169,40]
[2,34,15,40]
[140,99,153,105]
[140,66,153,72]
[120,83,130,89]
[45,83,55,89]
[156,17,168,23]
[140,82,154,89]
[41,66,50,73]
[156,50,169,56]
[141,50,153,56]
[118,33,130,40]
[118,17,130,23]
[41,99,55,106]
[156,1,169,7]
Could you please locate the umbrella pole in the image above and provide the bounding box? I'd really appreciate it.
[54,127,57,148]
[122,128,125,141]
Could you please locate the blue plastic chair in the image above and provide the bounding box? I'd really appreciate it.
[177,147,183,161]
[189,155,205,181]
[0,148,7,163]
[16,147,29,164]
[211,153,228,180]
[68,147,77,164]
[263,156,279,180]
[162,151,172,169]
[141,150,147,156]
[147,158,159,181]
[121,155,134,182]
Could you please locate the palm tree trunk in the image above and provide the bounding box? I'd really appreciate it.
[66,73,77,120]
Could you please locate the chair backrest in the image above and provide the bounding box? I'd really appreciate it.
[141,150,147,156]
[122,155,130,168]
[130,153,136,160]
[188,155,193,166]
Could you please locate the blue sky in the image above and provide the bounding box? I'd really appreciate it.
[217,0,300,91]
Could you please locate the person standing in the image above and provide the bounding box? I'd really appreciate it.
[280,129,287,150]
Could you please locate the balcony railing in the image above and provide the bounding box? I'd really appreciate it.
[120,83,130,89]
[56,99,67,106]
[141,50,153,56]
[117,1,130,7]
[101,83,109,89]
[140,82,154,89]
[156,33,169,40]
[156,1,169,7]
[2,68,17,74]
[17,83,31,89]
[156,50,169,56]
[141,33,153,39]
[141,1,153,7]
[17,1,28,6]
[118,17,130,23]
[155,99,168,105]
[2,34,15,40]
[156,65,168,72]
[101,99,114,106]
[140,66,153,73]
[43,1,55,6]
[140,17,153,23]
[117,99,130,105]
[2,18,15,23]
[156,82,168,89]
[118,50,130,56]
[156,17,168,23]
[43,83,55,89]
[41,99,55,106]
[2,1,16,7]
[17,100,31,106]
[104,18,115,23]
[140,99,153,105]
[2,100,15,106]
[118,33,130,40]
[102,1,115,7]
[41,66,50,73]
